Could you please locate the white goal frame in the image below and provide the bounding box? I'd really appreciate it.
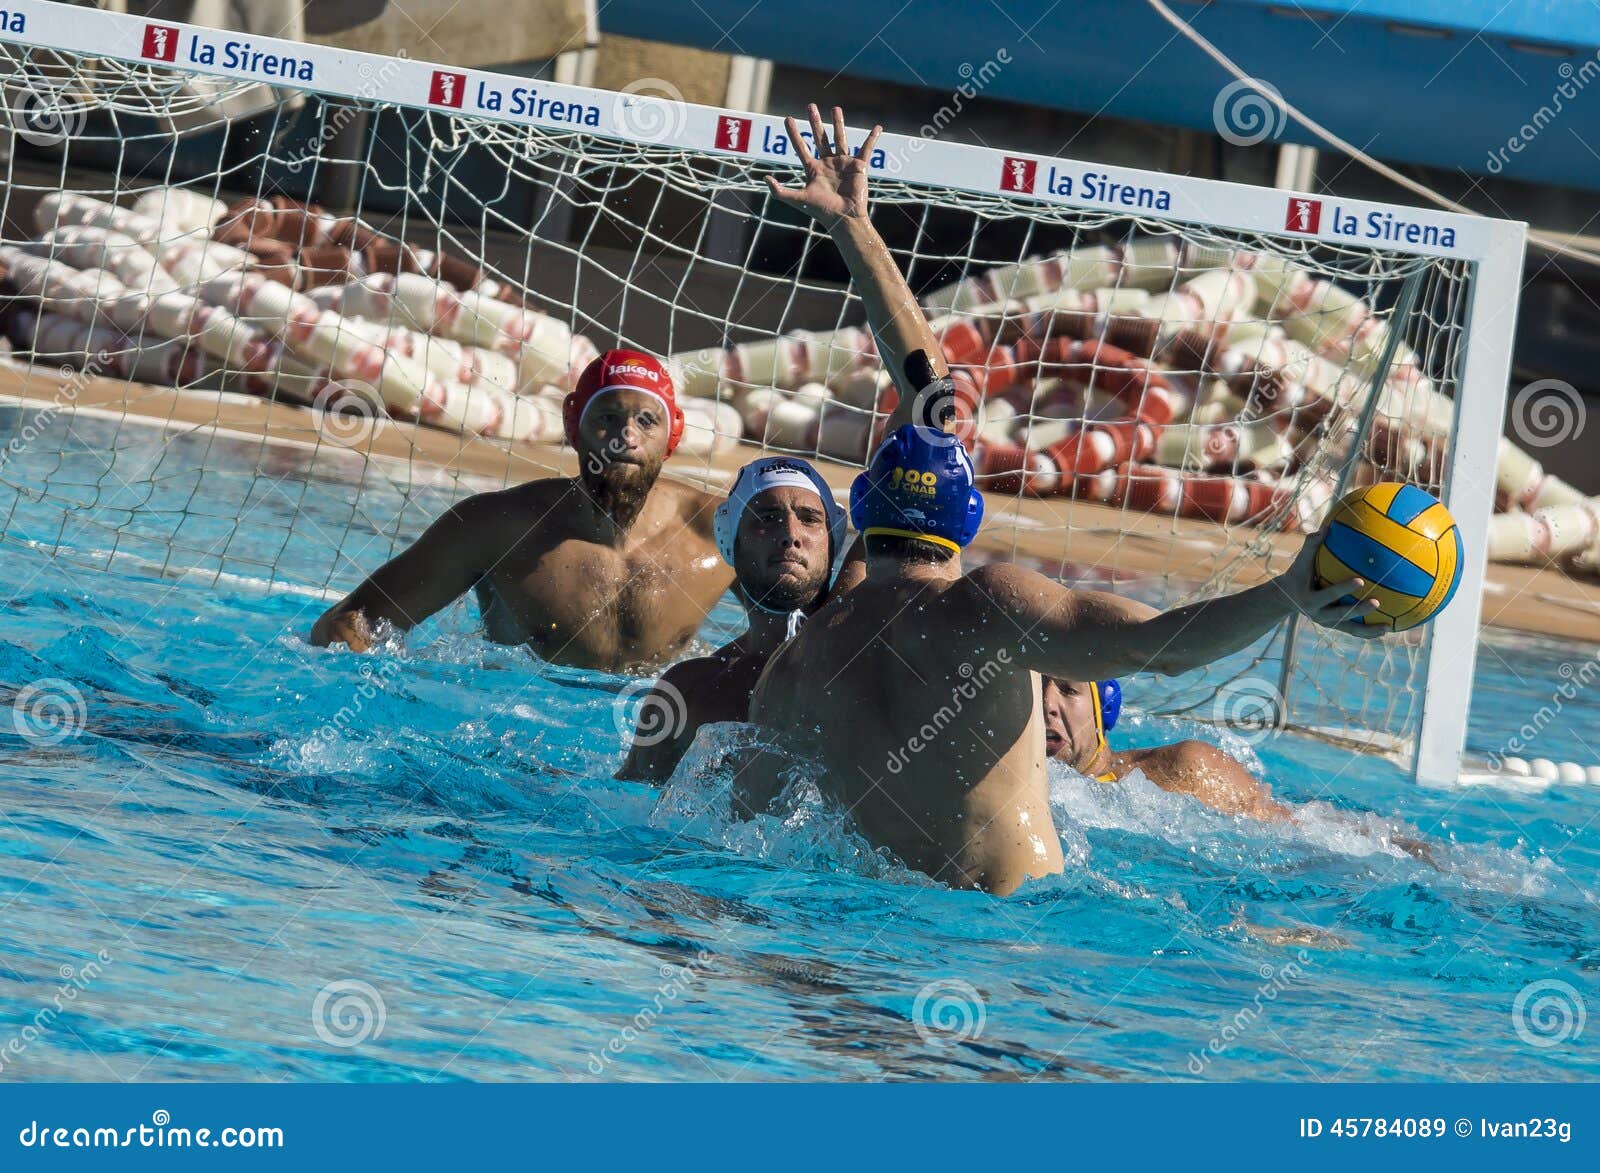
[0,0,1527,786]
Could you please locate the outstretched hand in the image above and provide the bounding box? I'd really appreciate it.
[765,103,882,229]
[1277,526,1387,638]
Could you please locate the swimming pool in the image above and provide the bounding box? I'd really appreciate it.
[2,411,1596,1081]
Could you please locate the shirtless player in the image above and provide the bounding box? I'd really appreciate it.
[1041,677,1437,863]
[309,350,731,672]
[747,105,1382,895]
[616,455,846,782]
[617,115,935,780]
[1041,676,1291,820]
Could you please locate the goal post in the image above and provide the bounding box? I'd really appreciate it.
[0,0,1524,786]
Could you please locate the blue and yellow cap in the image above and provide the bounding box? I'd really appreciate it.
[848,424,984,553]
[1095,679,1122,733]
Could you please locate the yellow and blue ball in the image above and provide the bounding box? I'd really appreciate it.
[1313,482,1463,631]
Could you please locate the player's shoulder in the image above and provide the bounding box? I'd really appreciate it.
[656,650,727,691]
[658,476,721,536]
[1161,739,1251,774]
[956,560,1059,613]
[445,478,563,529]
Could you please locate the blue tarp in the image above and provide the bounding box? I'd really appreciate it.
[602,0,1600,191]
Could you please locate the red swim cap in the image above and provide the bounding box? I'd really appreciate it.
[563,349,684,455]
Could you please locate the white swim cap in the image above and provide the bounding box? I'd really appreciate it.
[714,456,848,577]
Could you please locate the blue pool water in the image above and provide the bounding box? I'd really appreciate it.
[1,412,1597,1081]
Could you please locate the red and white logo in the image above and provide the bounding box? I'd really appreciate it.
[610,362,659,382]
[141,24,180,62]
[999,157,1036,194]
[715,115,751,153]
[1285,197,1322,234]
[429,70,467,108]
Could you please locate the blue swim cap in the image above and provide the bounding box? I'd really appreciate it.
[1097,679,1122,733]
[849,425,984,553]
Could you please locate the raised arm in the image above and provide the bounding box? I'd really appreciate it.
[766,104,952,593]
[964,530,1383,680]
[765,104,947,432]
[309,497,493,650]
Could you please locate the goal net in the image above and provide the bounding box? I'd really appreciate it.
[0,3,1521,783]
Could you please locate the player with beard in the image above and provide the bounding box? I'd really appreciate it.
[617,455,847,783]
[309,350,732,672]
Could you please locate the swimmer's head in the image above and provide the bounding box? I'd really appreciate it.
[717,457,847,615]
[849,424,983,562]
[566,350,683,461]
[1042,677,1121,771]
[566,352,680,518]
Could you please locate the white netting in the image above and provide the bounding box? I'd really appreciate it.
[0,34,1489,755]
